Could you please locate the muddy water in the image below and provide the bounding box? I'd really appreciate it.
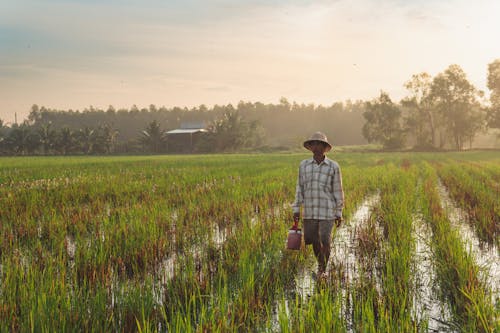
[157,202,286,304]
[293,256,317,301]
[212,223,231,248]
[65,235,76,259]
[330,193,381,285]
[330,193,381,331]
[412,213,454,332]
[270,255,316,332]
[155,221,234,305]
[437,180,500,300]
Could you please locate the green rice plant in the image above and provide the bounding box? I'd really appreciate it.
[437,162,499,246]
[1,152,499,331]
[420,163,497,332]
[349,164,423,332]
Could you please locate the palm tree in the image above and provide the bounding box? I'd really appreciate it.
[77,127,96,154]
[5,123,39,155]
[98,123,119,154]
[139,120,167,153]
[38,122,57,155]
[56,127,77,155]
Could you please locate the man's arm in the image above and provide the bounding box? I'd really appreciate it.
[292,164,303,222]
[333,164,344,220]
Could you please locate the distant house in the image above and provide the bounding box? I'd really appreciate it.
[166,122,208,153]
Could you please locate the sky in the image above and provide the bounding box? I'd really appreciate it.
[1,0,499,124]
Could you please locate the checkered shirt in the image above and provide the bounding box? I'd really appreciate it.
[292,157,344,220]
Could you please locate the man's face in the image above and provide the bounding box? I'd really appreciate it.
[309,140,327,155]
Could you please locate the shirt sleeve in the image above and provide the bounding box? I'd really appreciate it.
[333,164,344,218]
[292,163,303,214]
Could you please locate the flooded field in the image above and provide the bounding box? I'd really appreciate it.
[0,152,499,332]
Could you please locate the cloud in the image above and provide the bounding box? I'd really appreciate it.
[1,0,500,123]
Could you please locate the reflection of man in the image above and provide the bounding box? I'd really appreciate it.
[292,132,344,277]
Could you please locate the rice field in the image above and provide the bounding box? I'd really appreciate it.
[0,151,499,332]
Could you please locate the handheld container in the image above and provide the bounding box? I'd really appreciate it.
[287,227,302,250]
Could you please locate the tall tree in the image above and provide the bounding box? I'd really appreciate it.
[487,58,500,129]
[5,123,39,155]
[362,92,405,150]
[28,104,42,124]
[97,123,119,154]
[139,120,167,153]
[56,127,77,155]
[429,64,484,150]
[401,72,436,148]
[76,127,97,154]
[206,110,264,152]
[38,122,57,155]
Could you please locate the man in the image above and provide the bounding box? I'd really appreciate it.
[292,131,344,277]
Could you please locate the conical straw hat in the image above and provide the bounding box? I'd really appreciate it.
[303,131,332,152]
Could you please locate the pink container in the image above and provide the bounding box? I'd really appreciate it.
[287,228,302,250]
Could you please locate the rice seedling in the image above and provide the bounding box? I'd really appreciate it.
[1,152,499,332]
[437,162,499,246]
[420,163,497,332]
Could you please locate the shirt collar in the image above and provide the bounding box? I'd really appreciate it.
[308,157,331,166]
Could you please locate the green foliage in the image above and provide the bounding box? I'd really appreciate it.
[362,92,406,150]
[487,59,500,129]
[20,101,367,150]
[3,123,40,155]
[37,122,57,155]
[0,122,120,156]
[202,110,265,152]
[429,64,485,150]
[139,120,167,153]
[401,72,436,148]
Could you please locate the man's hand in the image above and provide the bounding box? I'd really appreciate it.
[335,217,343,227]
[293,212,300,223]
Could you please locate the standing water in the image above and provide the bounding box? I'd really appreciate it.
[330,193,381,285]
[412,213,454,331]
[330,193,381,331]
[437,180,500,301]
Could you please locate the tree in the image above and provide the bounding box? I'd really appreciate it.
[5,123,39,155]
[362,92,405,150]
[37,122,57,155]
[487,59,500,129]
[56,127,77,155]
[28,104,41,125]
[0,119,6,153]
[139,120,167,153]
[96,123,119,154]
[76,127,97,154]
[429,64,484,150]
[206,110,264,152]
[401,72,436,148]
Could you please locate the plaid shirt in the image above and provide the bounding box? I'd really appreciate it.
[292,157,344,220]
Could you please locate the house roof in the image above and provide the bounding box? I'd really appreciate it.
[166,128,208,134]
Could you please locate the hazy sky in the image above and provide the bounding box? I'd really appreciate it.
[1,0,499,123]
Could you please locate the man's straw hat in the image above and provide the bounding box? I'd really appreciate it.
[303,131,332,152]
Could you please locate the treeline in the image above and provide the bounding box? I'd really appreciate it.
[1,60,499,155]
[363,61,500,150]
[0,99,366,155]
[0,109,268,155]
